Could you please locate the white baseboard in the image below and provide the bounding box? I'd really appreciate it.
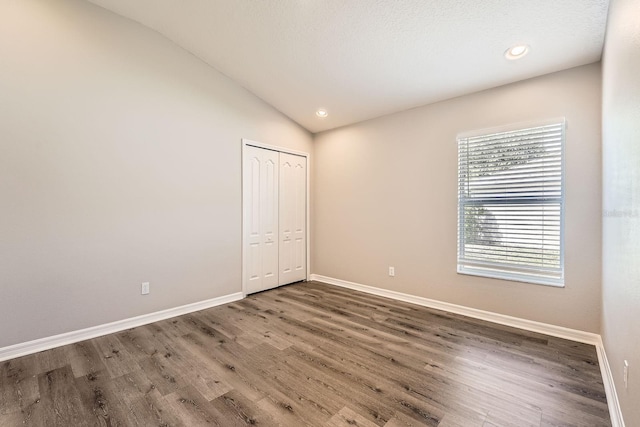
[596,338,626,427]
[0,292,243,363]
[310,274,625,427]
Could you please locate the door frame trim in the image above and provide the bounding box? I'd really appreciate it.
[241,139,311,297]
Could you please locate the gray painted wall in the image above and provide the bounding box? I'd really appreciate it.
[0,0,312,348]
[314,64,602,333]
[602,0,640,424]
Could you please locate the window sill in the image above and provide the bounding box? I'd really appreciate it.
[457,266,565,288]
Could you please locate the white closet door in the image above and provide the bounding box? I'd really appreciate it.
[243,146,279,294]
[279,153,307,285]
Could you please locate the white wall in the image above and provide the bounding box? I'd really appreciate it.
[0,0,312,348]
[602,0,640,424]
[313,64,602,333]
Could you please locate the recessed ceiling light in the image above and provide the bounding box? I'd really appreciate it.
[316,109,328,118]
[505,44,530,60]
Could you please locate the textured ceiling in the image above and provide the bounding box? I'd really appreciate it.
[86,0,609,133]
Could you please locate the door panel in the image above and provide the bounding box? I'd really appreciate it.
[293,160,306,276]
[279,153,307,285]
[243,146,279,294]
[261,155,278,286]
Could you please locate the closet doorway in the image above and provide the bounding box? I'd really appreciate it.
[242,139,309,295]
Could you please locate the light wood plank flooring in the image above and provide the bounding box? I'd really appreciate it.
[0,281,610,426]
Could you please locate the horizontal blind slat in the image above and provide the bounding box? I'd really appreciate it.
[463,126,563,147]
[461,152,562,167]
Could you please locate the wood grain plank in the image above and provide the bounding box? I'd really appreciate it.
[74,368,139,426]
[36,365,90,426]
[65,340,107,378]
[91,334,139,379]
[326,406,381,427]
[163,385,234,426]
[0,356,39,417]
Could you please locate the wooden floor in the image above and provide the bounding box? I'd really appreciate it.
[0,281,610,426]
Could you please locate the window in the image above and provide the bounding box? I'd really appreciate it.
[457,119,565,287]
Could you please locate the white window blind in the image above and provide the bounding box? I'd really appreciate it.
[457,119,565,286]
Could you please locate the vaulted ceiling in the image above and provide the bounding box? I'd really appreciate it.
[87,0,609,133]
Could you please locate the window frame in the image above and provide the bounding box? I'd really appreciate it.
[456,118,566,288]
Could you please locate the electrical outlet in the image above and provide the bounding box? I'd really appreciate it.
[624,360,629,389]
[141,282,150,295]
[388,266,395,277]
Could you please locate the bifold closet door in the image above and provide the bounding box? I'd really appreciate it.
[279,153,307,285]
[243,145,307,294]
[243,146,279,294]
